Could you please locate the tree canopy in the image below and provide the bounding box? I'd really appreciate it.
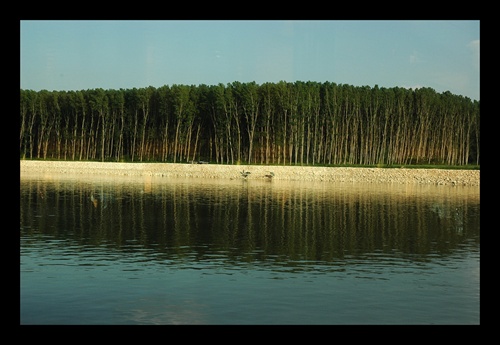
[20,81,480,166]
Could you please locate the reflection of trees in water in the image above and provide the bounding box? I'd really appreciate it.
[20,179,480,262]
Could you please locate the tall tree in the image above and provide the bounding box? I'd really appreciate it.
[238,81,260,164]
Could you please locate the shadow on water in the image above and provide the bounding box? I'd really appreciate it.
[20,173,480,270]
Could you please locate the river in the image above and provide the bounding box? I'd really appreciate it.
[20,174,480,324]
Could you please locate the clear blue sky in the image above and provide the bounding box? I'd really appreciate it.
[20,20,480,101]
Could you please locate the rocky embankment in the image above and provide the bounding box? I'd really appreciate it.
[20,160,479,186]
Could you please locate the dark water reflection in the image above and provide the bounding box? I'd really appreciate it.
[20,173,480,324]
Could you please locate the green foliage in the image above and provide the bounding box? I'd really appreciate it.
[19,82,480,166]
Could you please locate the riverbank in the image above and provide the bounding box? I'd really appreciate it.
[20,160,479,186]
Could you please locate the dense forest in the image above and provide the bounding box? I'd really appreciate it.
[20,81,480,166]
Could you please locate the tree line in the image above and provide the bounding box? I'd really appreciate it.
[20,81,480,166]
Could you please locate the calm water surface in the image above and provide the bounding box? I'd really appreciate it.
[20,173,480,324]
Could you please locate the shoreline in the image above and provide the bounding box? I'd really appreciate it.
[20,160,480,186]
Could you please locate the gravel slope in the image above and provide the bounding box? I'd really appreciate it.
[20,160,479,186]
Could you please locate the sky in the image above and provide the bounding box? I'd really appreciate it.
[20,20,480,101]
